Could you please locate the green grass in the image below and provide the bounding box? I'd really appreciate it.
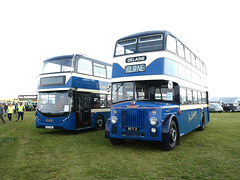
[0,112,240,179]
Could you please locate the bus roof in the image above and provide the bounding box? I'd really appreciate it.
[44,54,112,66]
[117,30,174,41]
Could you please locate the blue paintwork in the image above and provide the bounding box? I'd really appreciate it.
[36,111,76,130]
[37,75,111,130]
[90,111,110,128]
[105,118,111,138]
[112,58,178,78]
[36,110,110,130]
[38,76,110,91]
[106,101,209,142]
[107,101,177,142]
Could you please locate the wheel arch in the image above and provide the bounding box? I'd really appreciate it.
[161,114,180,145]
[105,118,111,138]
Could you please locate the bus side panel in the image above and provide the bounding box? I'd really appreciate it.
[36,111,76,130]
[90,111,110,128]
[178,107,202,136]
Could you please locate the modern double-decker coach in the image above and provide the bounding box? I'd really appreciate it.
[105,31,209,150]
[36,54,112,130]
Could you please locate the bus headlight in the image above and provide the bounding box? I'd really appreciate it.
[149,117,158,126]
[151,127,157,133]
[111,116,118,124]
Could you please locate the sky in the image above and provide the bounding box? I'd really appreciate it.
[1,0,240,100]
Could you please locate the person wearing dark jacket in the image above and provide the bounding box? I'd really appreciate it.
[0,103,6,124]
[4,104,8,117]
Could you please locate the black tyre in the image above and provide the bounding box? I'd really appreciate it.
[199,114,205,131]
[163,121,178,151]
[95,115,105,130]
[109,138,126,145]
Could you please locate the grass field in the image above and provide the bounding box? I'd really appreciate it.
[0,112,239,179]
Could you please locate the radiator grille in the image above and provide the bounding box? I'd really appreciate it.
[121,110,145,129]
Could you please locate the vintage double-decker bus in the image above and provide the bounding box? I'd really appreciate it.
[105,31,209,150]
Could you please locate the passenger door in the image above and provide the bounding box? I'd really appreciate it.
[75,92,92,129]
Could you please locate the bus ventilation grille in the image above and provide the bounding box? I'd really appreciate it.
[121,110,145,129]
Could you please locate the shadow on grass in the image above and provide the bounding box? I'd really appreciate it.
[124,140,164,151]
[105,126,210,152]
[36,128,96,136]
[36,125,210,151]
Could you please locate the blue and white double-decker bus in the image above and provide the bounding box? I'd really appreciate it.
[36,54,112,130]
[105,31,209,150]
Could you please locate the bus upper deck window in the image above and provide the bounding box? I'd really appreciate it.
[166,35,177,53]
[78,58,93,75]
[138,34,163,52]
[185,48,191,63]
[115,38,136,56]
[94,63,106,78]
[177,41,185,59]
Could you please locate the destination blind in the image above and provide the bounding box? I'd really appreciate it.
[125,64,146,73]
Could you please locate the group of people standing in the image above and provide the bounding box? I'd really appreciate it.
[0,102,25,124]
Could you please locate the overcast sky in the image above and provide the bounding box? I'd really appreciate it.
[1,0,239,100]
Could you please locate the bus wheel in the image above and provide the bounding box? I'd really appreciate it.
[163,121,177,151]
[95,115,105,130]
[109,138,126,145]
[199,114,205,131]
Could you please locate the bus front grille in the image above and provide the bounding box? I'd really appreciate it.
[121,110,145,130]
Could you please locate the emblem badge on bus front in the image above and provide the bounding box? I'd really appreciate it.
[127,102,139,108]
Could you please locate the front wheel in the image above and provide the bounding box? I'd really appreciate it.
[109,138,126,145]
[163,121,178,151]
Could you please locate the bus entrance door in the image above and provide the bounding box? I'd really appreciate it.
[75,92,91,129]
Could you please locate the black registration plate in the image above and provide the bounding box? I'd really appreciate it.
[126,127,139,131]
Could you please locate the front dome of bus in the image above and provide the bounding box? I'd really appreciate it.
[117,30,174,41]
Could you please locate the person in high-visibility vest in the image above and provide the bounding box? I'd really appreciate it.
[16,102,25,121]
[7,103,14,121]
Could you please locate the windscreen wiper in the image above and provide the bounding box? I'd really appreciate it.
[115,83,123,93]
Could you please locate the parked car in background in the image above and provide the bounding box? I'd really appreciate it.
[222,103,240,112]
[209,103,223,113]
